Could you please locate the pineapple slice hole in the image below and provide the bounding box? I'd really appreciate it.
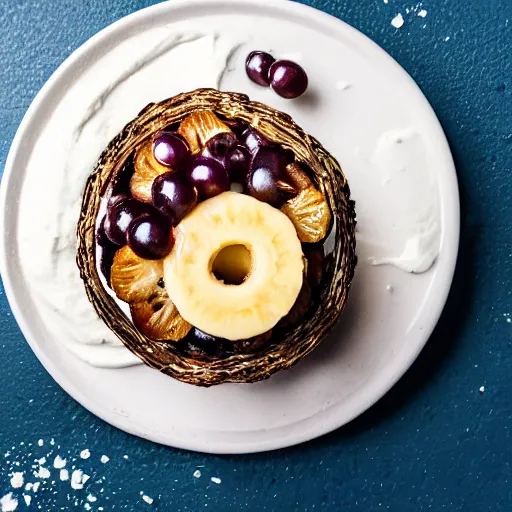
[210,244,253,286]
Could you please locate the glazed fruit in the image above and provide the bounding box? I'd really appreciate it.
[240,127,272,155]
[245,51,275,86]
[247,147,295,206]
[152,131,189,167]
[127,213,173,260]
[226,145,251,182]
[269,60,308,99]
[281,164,331,242]
[181,328,231,359]
[206,132,238,158]
[163,192,304,340]
[178,110,232,154]
[110,246,191,341]
[130,139,170,202]
[152,172,198,225]
[188,156,230,199]
[110,246,164,303]
[104,198,153,246]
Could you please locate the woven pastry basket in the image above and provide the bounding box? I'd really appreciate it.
[76,88,356,386]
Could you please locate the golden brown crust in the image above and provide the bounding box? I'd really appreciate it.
[76,88,356,387]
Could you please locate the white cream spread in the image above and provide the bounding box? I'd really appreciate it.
[357,128,441,273]
[18,33,243,368]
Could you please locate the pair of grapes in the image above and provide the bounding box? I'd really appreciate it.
[246,51,308,99]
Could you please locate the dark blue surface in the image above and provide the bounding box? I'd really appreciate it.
[1,0,511,510]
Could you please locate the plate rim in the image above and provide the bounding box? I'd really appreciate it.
[0,0,460,454]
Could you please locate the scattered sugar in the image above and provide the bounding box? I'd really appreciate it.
[123,455,129,460]
[391,13,404,28]
[479,386,485,393]
[211,477,222,484]
[33,467,50,479]
[444,36,450,41]
[193,470,201,478]
[32,482,40,493]
[142,495,154,504]
[37,440,43,447]
[87,494,97,503]
[23,496,31,507]
[0,493,18,512]
[10,472,24,489]
[100,455,110,464]
[53,456,66,469]
[60,469,69,481]
[50,439,55,446]
[80,449,91,460]
[84,504,91,511]
[70,470,88,490]
[36,457,46,465]
[418,9,427,17]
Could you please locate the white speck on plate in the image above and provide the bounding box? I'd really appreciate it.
[193,470,201,478]
[142,495,154,504]
[100,455,110,464]
[335,80,351,91]
[32,482,40,493]
[391,13,404,28]
[37,440,43,447]
[60,469,69,481]
[211,477,222,484]
[23,495,31,507]
[84,504,91,511]
[384,0,388,3]
[50,439,55,446]
[53,456,66,469]
[10,472,24,489]
[80,449,91,460]
[418,9,427,17]
[123,455,129,460]
[444,36,450,41]
[87,494,97,503]
[479,386,485,393]
[0,493,18,512]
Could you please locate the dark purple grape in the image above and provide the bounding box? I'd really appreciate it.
[180,328,232,359]
[247,147,295,206]
[104,198,154,246]
[206,132,237,158]
[111,154,135,196]
[269,60,308,99]
[96,216,113,248]
[99,246,117,285]
[152,172,198,225]
[226,146,250,182]
[245,51,275,87]
[127,213,173,260]
[152,131,189,167]
[240,127,272,155]
[188,157,230,199]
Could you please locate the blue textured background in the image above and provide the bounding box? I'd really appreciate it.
[0,0,511,510]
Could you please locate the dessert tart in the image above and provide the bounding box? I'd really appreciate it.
[77,88,356,386]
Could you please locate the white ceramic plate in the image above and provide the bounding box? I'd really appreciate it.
[0,0,459,453]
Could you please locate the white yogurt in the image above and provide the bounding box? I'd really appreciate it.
[17,33,243,368]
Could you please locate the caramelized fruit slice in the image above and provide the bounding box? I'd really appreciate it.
[281,163,331,243]
[130,139,169,203]
[178,110,232,154]
[110,246,191,341]
[110,246,163,303]
[130,289,192,341]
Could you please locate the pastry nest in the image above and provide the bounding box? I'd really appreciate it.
[76,88,356,386]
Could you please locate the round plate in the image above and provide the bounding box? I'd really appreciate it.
[0,0,459,453]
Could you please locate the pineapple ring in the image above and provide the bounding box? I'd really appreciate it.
[163,192,304,341]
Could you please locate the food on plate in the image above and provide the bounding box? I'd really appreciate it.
[76,88,356,386]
